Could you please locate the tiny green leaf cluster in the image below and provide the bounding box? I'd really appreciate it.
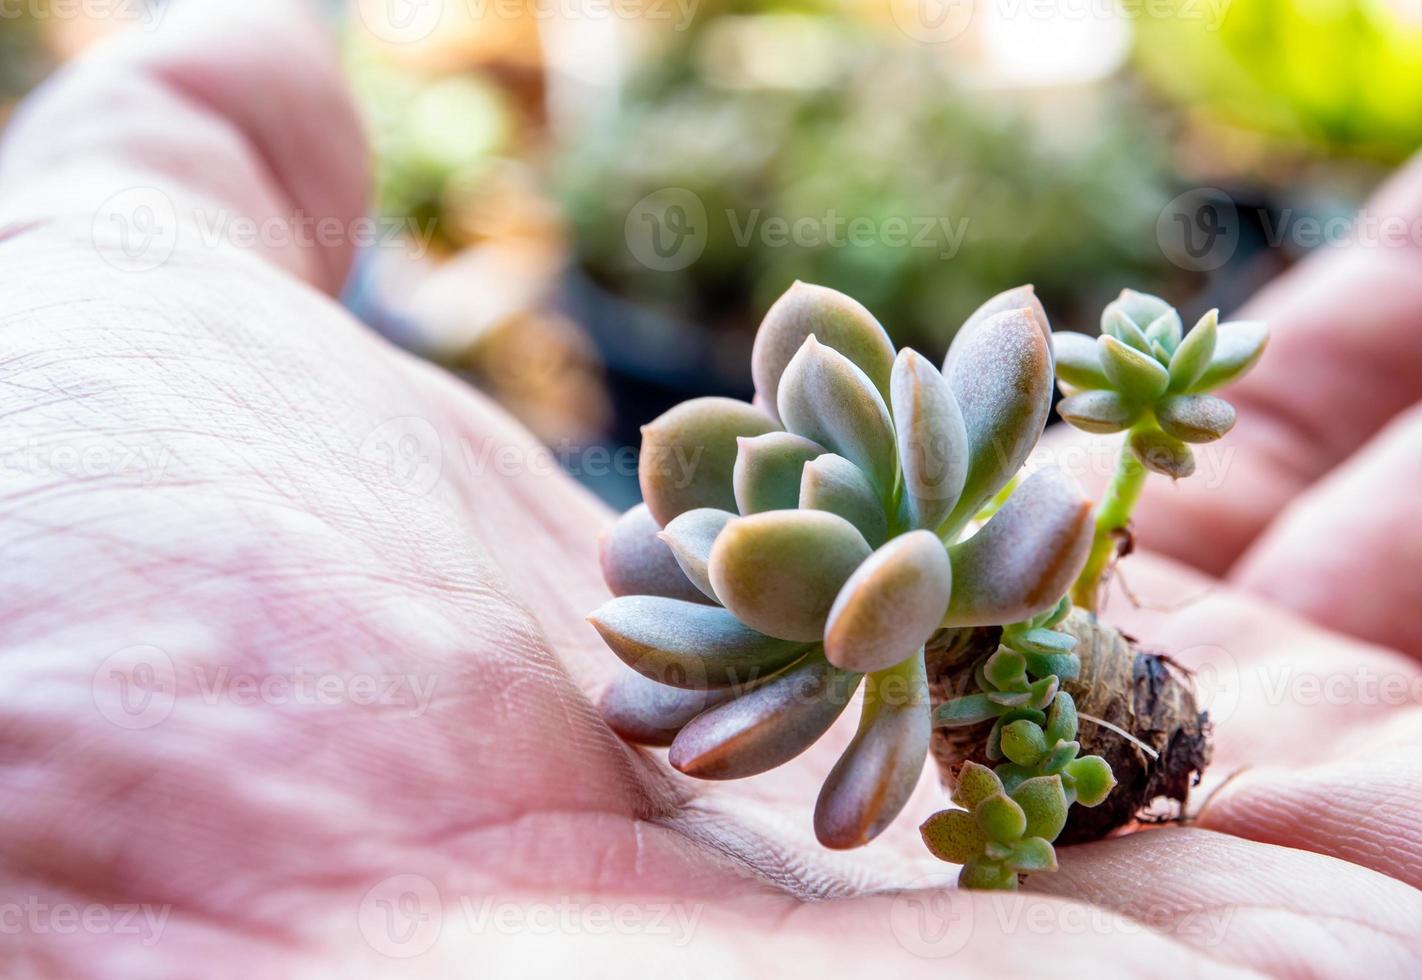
[925,600,1116,889]
[1054,289,1268,478]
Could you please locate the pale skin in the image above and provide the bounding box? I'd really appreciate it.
[1,2,1420,975]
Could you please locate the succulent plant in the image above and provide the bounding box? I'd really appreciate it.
[1053,290,1269,609]
[592,281,1101,864]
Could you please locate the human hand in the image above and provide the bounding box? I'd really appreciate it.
[0,3,1418,975]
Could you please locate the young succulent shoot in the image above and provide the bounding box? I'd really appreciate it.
[591,281,1096,866]
[1054,290,1269,611]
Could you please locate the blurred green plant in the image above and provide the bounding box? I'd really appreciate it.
[1133,0,1422,162]
[558,18,1177,355]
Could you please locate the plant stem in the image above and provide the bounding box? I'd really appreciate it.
[1070,435,1148,612]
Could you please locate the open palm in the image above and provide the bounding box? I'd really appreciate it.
[1,3,1419,975]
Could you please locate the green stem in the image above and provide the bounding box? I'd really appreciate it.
[1070,434,1148,612]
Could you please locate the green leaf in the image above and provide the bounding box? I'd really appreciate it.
[1008,837,1058,873]
[598,503,715,605]
[1129,427,1196,479]
[1188,320,1269,393]
[1045,691,1079,744]
[1102,307,1152,353]
[1043,739,1080,775]
[732,431,825,515]
[1057,389,1141,434]
[934,693,998,727]
[814,658,930,848]
[588,595,807,689]
[751,281,896,425]
[798,453,888,546]
[975,793,1027,843]
[709,510,872,642]
[891,349,969,530]
[1012,626,1077,655]
[1052,331,1110,390]
[668,648,861,779]
[1022,651,1079,682]
[944,467,1093,627]
[1156,394,1237,444]
[958,858,1017,890]
[1011,775,1069,841]
[658,507,735,601]
[639,397,778,526]
[1106,289,1173,333]
[994,762,1036,793]
[1026,675,1060,711]
[1098,334,1170,402]
[824,531,952,673]
[983,646,1028,692]
[599,668,737,747]
[1168,308,1217,392]
[777,336,897,499]
[1000,719,1049,766]
[1145,309,1183,352]
[920,808,985,864]
[952,760,1004,809]
[1066,755,1117,807]
[941,306,1054,531]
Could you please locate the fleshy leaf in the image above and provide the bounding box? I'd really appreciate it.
[814,657,931,848]
[668,648,860,779]
[1145,309,1183,352]
[1011,775,1069,840]
[1053,332,1110,390]
[589,596,807,689]
[959,858,1017,890]
[956,284,1053,365]
[799,453,888,546]
[975,792,1027,843]
[658,508,735,601]
[1101,307,1151,353]
[1000,719,1048,767]
[1098,334,1170,402]
[824,531,952,673]
[1168,308,1217,392]
[639,397,777,526]
[751,282,896,424]
[941,307,1054,531]
[1043,739,1080,774]
[934,693,997,727]
[709,509,872,642]
[1106,289,1173,332]
[891,349,969,530]
[1188,321,1268,393]
[952,760,1004,809]
[944,467,1092,627]
[1129,427,1195,479]
[778,336,897,499]
[920,809,984,864]
[732,431,825,515]
[599,669,737,747]
[1066,755,1116,806]
[1044,691,1079,744]
[1008,837,1058,873]
[599,503,713,605]
[1156,394,1236,444]
[1056,390,1140,434]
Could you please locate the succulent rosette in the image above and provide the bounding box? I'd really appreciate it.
[591,282,1095,850]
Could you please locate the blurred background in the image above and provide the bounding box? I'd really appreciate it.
[2,0,1411,505]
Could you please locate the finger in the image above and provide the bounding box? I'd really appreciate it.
[0,0,366,293]
[1041,153,1422,575]
[1229,402,1422,659]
